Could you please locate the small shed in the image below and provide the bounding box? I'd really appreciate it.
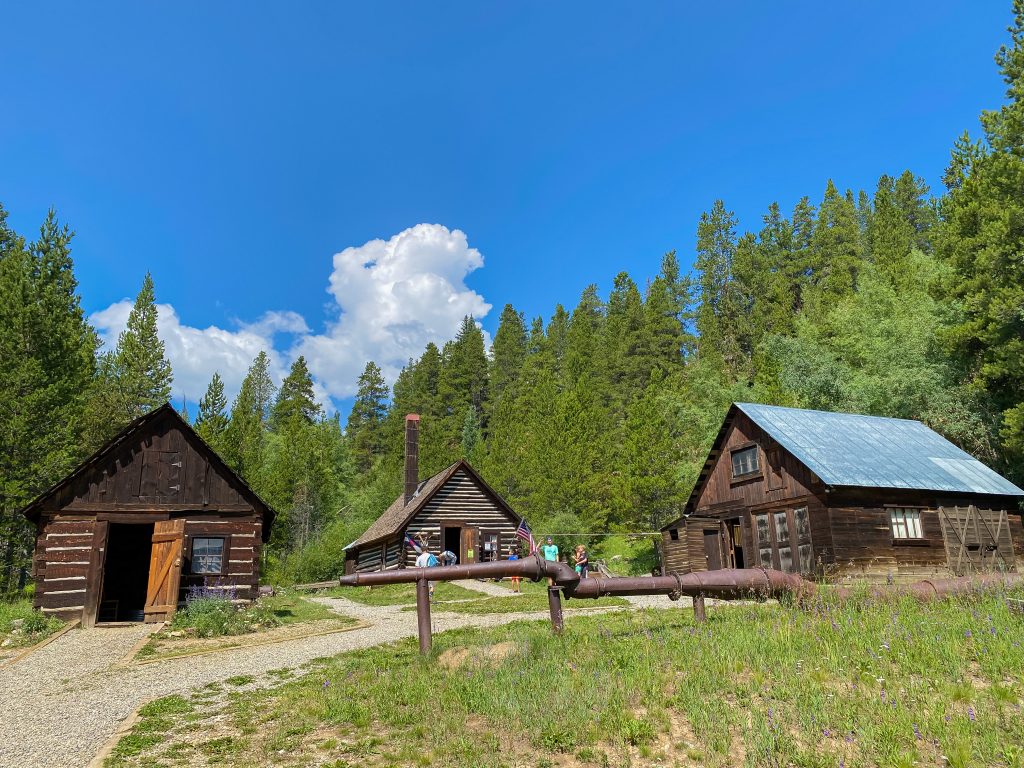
[344,414,522,573]
[21,403,276,627]
[661,403,1024,582]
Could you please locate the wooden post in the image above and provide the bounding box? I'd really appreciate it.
[416,578,432,655]
[693,594,706,623]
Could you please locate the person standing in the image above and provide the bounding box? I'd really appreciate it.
[507,546,521,593]
[541,536,559,562]
[415,546,439,599]
[574,544,589,578]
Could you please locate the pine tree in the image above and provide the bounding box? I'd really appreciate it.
[694,200,744,369]
[810,181,864,309]
[195,372,229,450]
[223,352,276,478]
[346,361,389,473]
[272,356,320,428]
[938,1,1024,479]
[436,316,488,456]
[87,272,173,437]
[0,206,97,593]
[489,304,528,402]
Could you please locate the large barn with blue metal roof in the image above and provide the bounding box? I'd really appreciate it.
[661,403,1024,582]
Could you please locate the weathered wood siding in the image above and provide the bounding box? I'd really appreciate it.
[179,516,263,600]
[33,516,95,617]
[42,415,251,513]
[661,526,689,574]
[356,542,384,573]
[692,411,823,517]
[404,468,519,565]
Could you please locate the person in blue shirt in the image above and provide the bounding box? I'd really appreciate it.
[507,546,521,592]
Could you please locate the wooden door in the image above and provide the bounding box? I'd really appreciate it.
[703,529,723,570]
[144,519,185,623]
[939,506,1016,575]
[82,521,109,628]
[461,527,478,564]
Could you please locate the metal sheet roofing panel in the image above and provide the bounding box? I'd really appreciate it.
[735,403,1024,497]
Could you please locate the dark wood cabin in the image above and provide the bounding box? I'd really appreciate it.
[21,403,276,627]
[661,403,1024,583]
[344,414,521,573]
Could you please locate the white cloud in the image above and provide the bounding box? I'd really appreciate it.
[297,223,491,397]
[91,303,295,405]
[90,223,492,410]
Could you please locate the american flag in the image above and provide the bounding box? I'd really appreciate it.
[515,519,537,553]
[404,533,422,553]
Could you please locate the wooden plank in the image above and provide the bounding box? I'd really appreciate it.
[66,503,254,513]
[144,519,185,622]
[81,520,109,627]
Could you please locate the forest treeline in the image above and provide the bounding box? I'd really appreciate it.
[2,7,1023,588]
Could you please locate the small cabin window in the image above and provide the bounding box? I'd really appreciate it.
[669,528,679,541]
[731,446,760,477]
[191,537,225,574]
[890,508,924,540]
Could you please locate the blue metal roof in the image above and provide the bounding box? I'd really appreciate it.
[735,403,1024,497]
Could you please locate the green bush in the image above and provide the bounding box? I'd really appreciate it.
[169,596,281,638]
[0,598,63,644]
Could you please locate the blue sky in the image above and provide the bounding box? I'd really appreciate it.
[0,2,1010,413]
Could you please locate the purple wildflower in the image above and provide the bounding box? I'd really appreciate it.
[322,680,330,689]
[913,723,922,741]
[965,629,973,639]
[968,706,976,722]
[823,728,831,737]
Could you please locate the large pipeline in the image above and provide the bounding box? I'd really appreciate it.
[338,555,1024,654]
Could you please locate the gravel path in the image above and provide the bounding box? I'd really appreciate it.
[0,593,689,768]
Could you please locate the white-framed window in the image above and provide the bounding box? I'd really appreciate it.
[731,445,759,477]
[191,537,225,574]
[890,508,924,540]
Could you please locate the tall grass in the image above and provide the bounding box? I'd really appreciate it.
[110,591,1024,767]
[0,598,64,647]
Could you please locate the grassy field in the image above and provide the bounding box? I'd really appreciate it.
[320,581,486,605]
[107,589,1024,767]
[0,598,65,650]
[418,591,631,615]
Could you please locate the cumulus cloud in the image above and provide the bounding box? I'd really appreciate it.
[297,223,491,397]
[91,303,297,404]
[90,223,491,409]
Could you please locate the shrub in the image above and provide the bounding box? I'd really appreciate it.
[167,584,282,638]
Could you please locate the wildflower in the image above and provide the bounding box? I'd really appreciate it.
[968,706,976,722]
[845,732,855,743]
[823,728,831,737]
[913,723,922,741]
[964,629,973,639]
[322,680,330,689]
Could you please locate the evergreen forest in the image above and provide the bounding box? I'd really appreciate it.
[3,6,1024,589]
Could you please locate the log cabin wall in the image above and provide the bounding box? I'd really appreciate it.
[26,405,273,620]
[661,525,689,574]
[404,468,519,566]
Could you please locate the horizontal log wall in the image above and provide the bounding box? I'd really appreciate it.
[33,516,95,617]
[179,516,262,601]
[827,506,949,582]
[404,469,519,566]
[661,529,689,574]
[356,543,384,573]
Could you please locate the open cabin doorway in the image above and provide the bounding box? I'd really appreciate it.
[443,526,461,563]
[99,523,154,623]
[727,518,745,569]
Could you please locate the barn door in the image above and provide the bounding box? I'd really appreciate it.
[82,521,109,629]
[939,506,1016,575]
[461,527,478,564]
[144,519,185,623]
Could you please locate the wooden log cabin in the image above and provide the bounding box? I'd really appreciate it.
[21,403,276,627]
[344,414,522,573]
[661,403,1024,582]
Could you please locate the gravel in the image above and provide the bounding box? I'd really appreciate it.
[0,592,692,768]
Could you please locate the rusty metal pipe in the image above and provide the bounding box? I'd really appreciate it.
[338,554,581,595]
[548,586,564,634]
[568,569,811,601]
[416,578,431,654]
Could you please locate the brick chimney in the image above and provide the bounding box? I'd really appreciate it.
[404,414,420,505]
